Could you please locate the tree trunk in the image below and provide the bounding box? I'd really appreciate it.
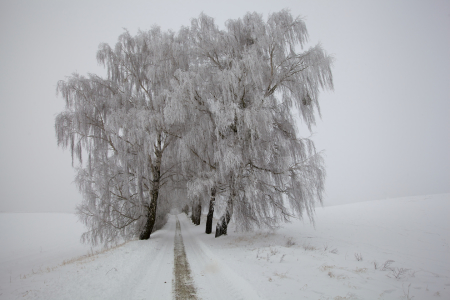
[215,194,233,238]
[205,187,216,234]
[182,204,189,215]
[191,199,195,223]
[139,138,162,240]
[139,186,158,240]
[191,198,201,225]
[195,202,201,225]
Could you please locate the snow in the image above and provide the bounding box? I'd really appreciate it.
[0,213,94,288]
[177,214,263,299]
[1,194,449,299]
[201,194,450,299]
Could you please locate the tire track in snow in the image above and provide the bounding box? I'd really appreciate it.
[121,216,175,300]
[174,216,198,299]
[177,214,264,300]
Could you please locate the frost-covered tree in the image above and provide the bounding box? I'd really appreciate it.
[56,9,333,244]
[55,27,190,245]
[168,10,333,236]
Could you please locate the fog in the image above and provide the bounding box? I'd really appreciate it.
[1,0,449,212]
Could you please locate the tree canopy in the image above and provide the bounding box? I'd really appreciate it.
[55,9,333,246]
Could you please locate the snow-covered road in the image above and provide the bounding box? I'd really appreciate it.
[176,214,263,300]
[4,214,263,300]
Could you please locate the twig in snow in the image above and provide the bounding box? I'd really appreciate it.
[354,253,363,261]
[402,283,414,299]
[302,243,317,251]
[381,260,395,271]
[391,267,409,279]
[329,248,338,254]
[106,267,117,275]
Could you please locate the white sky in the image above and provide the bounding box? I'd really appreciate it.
[0,0,449,212]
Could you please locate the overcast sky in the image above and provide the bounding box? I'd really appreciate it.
[0,0,449,212]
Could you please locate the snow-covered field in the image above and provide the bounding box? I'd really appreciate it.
[0,213,95,289]
[1,194,449,299]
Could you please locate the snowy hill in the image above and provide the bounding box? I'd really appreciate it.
[1,194,449,299]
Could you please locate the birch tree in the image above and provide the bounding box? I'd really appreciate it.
[168,10,333,236]
[55,27,189,245]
